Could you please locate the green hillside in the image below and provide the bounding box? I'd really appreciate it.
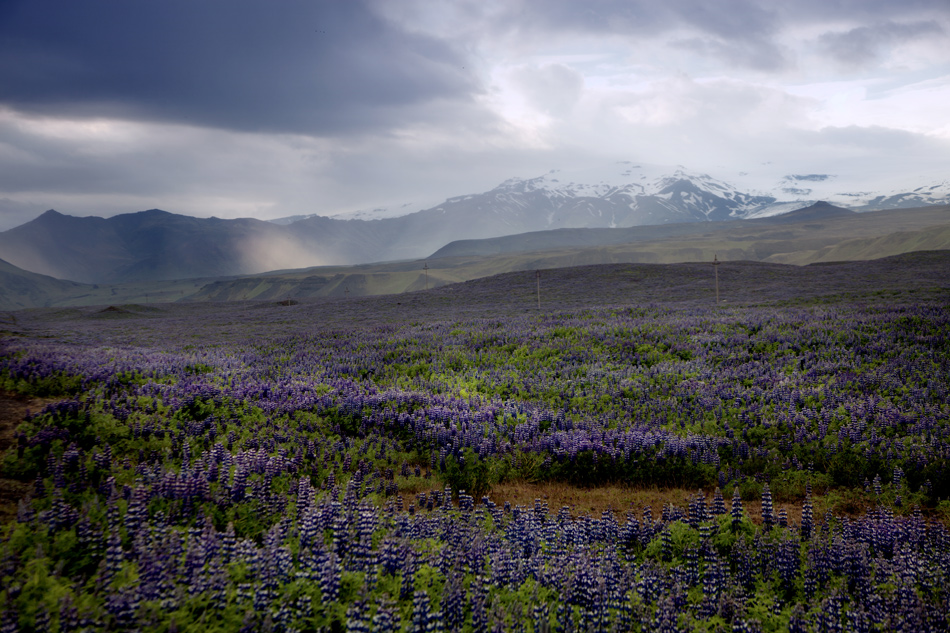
[0,258,88,311]
[2,204,948,309]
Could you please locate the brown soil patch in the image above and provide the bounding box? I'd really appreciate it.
[489,481,806,526]
[0,391,63,523]
[401,480,808,526]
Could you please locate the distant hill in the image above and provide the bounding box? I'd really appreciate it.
[0,257,88,310]
[430,203,941,260]
[182,204,950,304]
[754,201,855,224]
[0,209,314,283]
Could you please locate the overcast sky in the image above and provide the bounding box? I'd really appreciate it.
[1,0,948,230]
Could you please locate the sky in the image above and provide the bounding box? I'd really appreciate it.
[0,0,948,230]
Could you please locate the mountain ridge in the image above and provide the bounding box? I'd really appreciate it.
[269,163,950,224]
[1,165,949,284]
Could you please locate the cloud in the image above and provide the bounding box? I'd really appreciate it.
[0,106,536,230]
[574,76,817,164]
[0,0,483,136]
[810,124,941,150]
[780,0,949,23]
[402,0,949,74]
[507,64,585,117]
[1,0,948,235]
[671,37,790,72]
[487,0,780,39]
[480,0,791,71]
[818,20,946,68]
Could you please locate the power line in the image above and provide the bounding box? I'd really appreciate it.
[536,270,541,310]
[712,254,720,304]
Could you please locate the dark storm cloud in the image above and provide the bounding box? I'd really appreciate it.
[778,0,949,22]
[0,0,480,135]
[504,0,949,34]
[818,21,946,67]
[0,118,183,195]
[498,0,773,36]
[487,0,948,70]
[485,0,788,69]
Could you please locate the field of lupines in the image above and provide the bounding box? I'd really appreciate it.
[1,258,950,632]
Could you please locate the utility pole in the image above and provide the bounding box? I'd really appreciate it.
[344,285,349,297]
[536,270,541,310]
[712,254,720,304]
[423,261,429,290]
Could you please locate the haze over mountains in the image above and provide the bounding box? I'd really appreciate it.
[2,163,949,288]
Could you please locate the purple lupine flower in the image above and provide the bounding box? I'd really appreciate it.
[731,487,743,531]
[801,494,813,541]
[761,483,774,532]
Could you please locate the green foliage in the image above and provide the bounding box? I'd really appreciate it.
[506,450,545,483]
[741,587,792,632]
[935,500,950,524]
[1,445,44,480]
[442,448,493,500]
[738,478,763,502]
[543,450,717,489]
[644,520,700,563]
[2,282,950,632]
[0,369,84,397]
[712,513,756,553]
[827,446,870,487]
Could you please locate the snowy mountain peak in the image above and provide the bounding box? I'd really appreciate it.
[271,162,950,229]
[493,164,735,201]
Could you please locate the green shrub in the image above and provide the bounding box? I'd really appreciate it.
[441,448,493,501]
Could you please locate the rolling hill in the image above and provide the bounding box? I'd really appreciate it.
[182,203,950,303]
[0,257,89,311]
[429,203,947,260]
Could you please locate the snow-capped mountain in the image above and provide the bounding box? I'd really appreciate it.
[280,162,950,229]
[764,172,950,212]
[479,163,778,227]
[261,161,949,263]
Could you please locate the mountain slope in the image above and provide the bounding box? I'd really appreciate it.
[0,257,88,310]
[184,203,950,303]
[0,209,380,283]
[429,201,860,259]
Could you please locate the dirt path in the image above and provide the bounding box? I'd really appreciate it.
[0,391,62,523]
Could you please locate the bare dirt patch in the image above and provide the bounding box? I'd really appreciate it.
[402,480,809,525]
[490,481,806,525]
